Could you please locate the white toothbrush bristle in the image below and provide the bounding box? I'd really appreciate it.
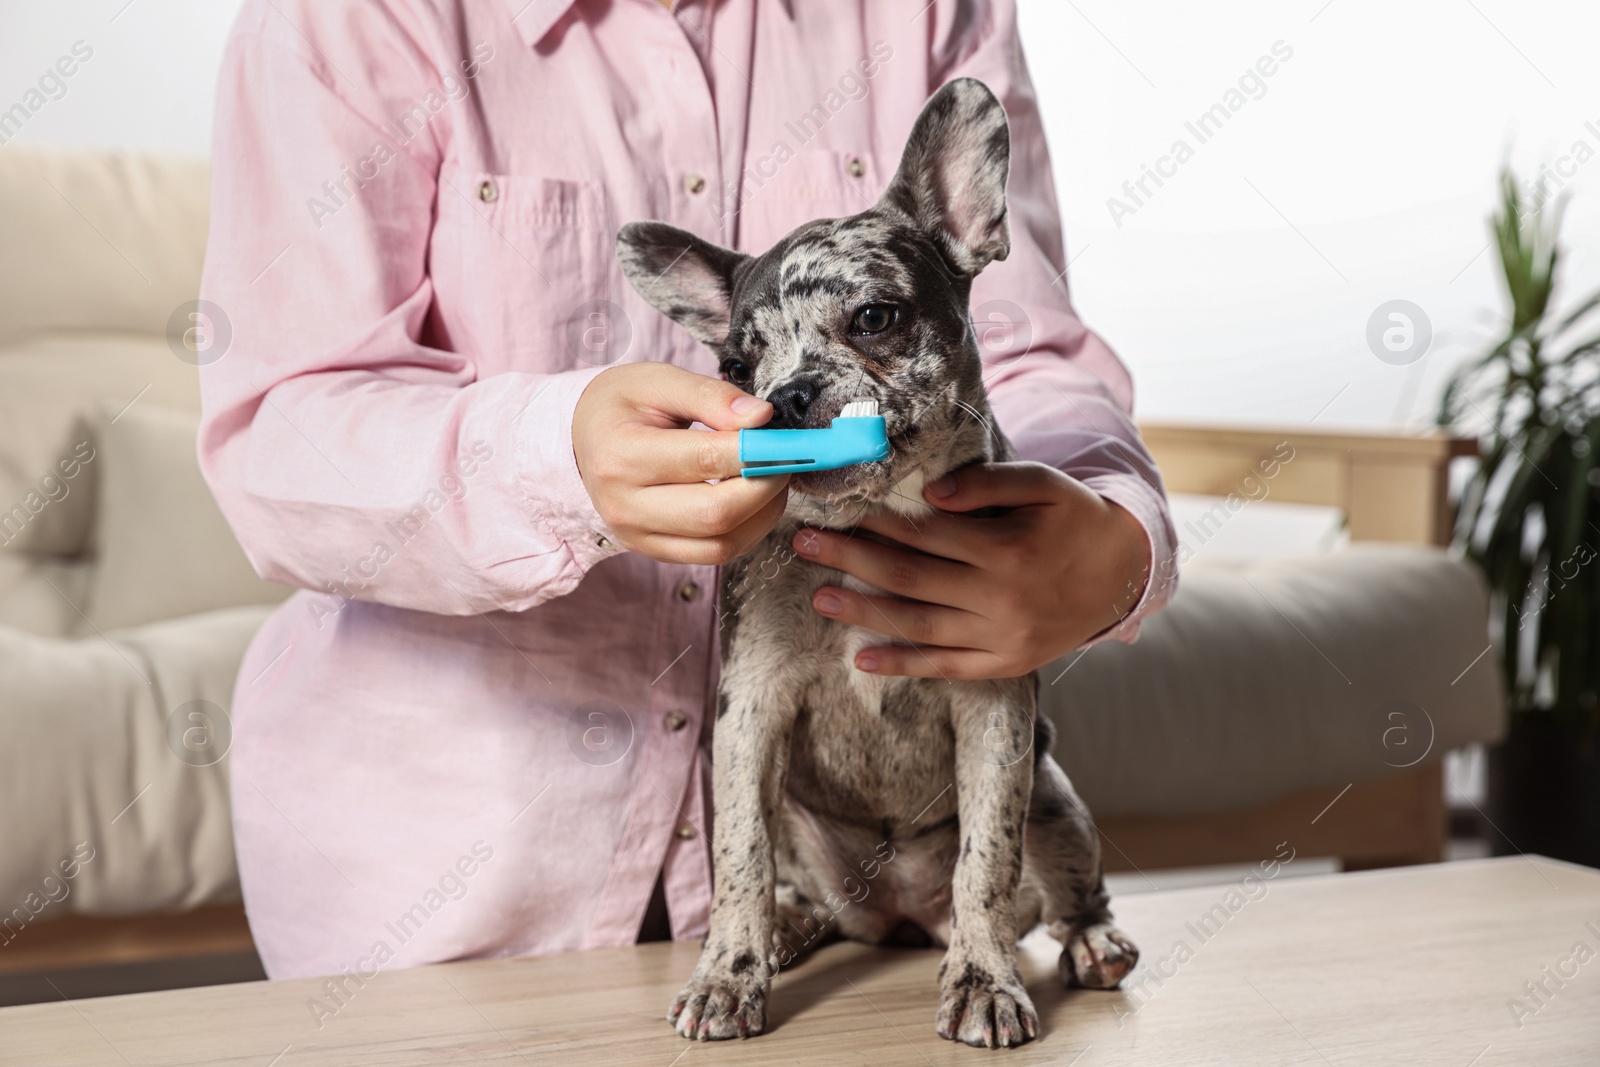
[839,399,879,418]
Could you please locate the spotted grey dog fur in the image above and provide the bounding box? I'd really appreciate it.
[616,78,1136,1049]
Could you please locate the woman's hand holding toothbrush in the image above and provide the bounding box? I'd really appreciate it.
[572,363,790,565]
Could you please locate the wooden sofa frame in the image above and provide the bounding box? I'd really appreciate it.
[3,423,1478,984]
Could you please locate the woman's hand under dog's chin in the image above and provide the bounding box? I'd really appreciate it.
[792,461,1154,680]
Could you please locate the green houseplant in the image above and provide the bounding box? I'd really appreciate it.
[1440,169,1600,866]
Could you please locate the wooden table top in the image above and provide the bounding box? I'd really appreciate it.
[3,857,1597,1066]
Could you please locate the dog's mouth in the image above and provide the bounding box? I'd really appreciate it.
[784,421,922,505]
[790,464,884,502]
[769,380,963,505]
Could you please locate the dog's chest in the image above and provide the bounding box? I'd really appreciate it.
[723,534,960,825]
[784,664,958,828]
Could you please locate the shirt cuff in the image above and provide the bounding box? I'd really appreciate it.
[1079,472,1179,647]
[515,365,627,576]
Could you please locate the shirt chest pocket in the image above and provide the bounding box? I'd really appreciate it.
[734,148,895,256]
[432,169,630,373]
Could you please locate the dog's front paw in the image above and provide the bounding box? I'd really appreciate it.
[935,962,1038,1048]
[668,972,767,1040]
[1061,922,1139,989]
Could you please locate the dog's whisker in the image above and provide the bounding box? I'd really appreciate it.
[885,488,926,531]
[953,397,994,441]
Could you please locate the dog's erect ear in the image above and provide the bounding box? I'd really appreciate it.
[880,78,1011,277]
[616,222,750,347]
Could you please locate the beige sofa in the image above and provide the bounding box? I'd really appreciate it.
[0,150,287,936]
[0,148,1503,980]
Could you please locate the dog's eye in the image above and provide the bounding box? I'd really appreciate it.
[721,359,753,385]
[851,304,897,335]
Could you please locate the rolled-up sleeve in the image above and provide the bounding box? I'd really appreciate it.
[933,0,1178,643]
[198,5,620,618]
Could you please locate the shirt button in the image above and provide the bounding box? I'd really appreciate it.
[675,823,698,840]
[676,580,701,603]
[684,173,706,195]
[846,157,865,179]
[596,534,613,550]
[478,180,498,203]
[664,711,688,732]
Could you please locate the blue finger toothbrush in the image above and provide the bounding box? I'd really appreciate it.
[739,399,890,477]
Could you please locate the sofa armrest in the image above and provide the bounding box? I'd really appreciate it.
[1138,421,1478,547]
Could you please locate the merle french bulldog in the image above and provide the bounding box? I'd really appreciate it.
[616,78,1136,1049]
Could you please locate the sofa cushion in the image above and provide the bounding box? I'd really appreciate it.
[0,606,273,920]
[1043,545,1506,816]
[75,404,287,635]
[0,553,93,639]
[0,148,209,348]
[0,333,200,556]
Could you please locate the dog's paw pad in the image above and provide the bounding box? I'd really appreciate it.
[667,974,766,1041]
[1061,922,1139,989]
[936,972,1038,1048]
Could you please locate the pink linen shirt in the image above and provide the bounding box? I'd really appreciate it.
[200,0,1177,980]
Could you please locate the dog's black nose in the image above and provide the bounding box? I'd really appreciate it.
[765,378,822,429]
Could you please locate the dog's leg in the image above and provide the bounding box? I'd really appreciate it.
[936,683,1039,1048]
[1027,752,1140,989]
[667,680,797,1040]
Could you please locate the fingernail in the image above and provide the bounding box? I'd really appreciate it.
[927,474,957,499]
[794,530,821,558]
[731,395,764,415]
[856,653,880,673]
[814,591,843,615]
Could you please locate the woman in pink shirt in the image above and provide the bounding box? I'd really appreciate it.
[199,0,1176,980]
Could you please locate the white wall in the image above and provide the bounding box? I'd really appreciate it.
[1018,0,1600,430]
[0,0,241,157]
[3,0,1595,431]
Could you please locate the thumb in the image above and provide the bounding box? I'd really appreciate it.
[923,461,1061,511]
[643,364,771,431]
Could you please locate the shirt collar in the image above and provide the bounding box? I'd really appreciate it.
[507,0,794,49]
[506,0,581,48]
